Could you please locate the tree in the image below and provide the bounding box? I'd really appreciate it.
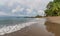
[45,0,60,16]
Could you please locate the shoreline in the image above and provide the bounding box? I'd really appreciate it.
[1,23,53,36]
[0,18,52,36]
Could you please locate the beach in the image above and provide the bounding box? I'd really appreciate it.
[1,22,54,36]
[0,17,60,36]
[0,18,55,36]
[46,16,60,24]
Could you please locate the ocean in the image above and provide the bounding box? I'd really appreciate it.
[0,17,46,35]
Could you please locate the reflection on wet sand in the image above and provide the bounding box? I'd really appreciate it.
[45,21,60,36]
[2,23,54,36]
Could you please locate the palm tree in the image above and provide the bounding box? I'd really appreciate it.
[45,0,60,16]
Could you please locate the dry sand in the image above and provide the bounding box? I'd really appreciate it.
[46,16,60,24]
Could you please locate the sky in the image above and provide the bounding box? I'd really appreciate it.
[0,0,53,16]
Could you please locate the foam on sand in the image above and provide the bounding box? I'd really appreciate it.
[0,22,37,35]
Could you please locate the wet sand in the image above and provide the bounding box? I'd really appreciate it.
[1,22,54,36]
[45,21,60,36]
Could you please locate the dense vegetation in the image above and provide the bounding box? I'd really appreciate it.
[45,0,60,16]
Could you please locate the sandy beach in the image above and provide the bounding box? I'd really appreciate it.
[0,17,60,36]
[46,16,60,24]
[1,22,54,36]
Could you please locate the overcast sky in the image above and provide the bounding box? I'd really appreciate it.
[0,0,53,16]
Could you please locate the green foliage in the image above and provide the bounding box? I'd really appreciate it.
[45,0,60,16]
[54,0,60,2]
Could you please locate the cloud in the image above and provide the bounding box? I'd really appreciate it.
[37,10,46,16]
[12,6,20,13]
[0,0,52,16]
[12,6,24,13]
[12,9,17,13]
[26,8,32,14]
[0,0,51,10]
[0,11,9,16]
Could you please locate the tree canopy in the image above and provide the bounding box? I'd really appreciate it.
[45,0,60,16]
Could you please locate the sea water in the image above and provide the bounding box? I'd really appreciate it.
[0,17,46,35]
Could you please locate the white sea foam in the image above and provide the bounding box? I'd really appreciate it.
[0,18,46,35]
[0,22,37,35]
